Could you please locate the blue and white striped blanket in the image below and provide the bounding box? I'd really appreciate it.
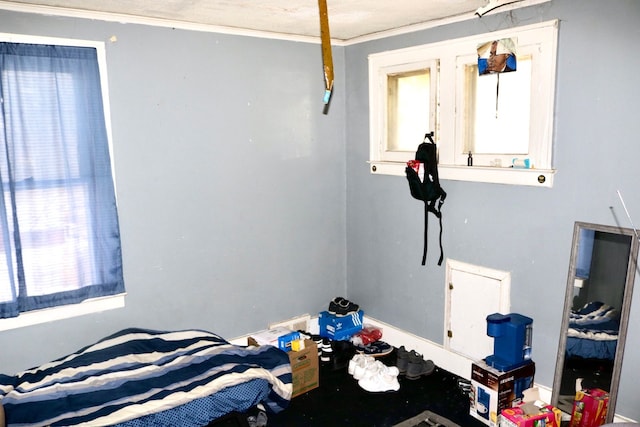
[0,328,292,426]
[569,301,620,335]
[566,301,619,360]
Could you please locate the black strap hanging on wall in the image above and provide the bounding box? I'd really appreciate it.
[405,132,447,266]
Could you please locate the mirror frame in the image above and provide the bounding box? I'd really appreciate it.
[551,221,639,423]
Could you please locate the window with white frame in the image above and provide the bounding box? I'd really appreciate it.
[369,20,558,187]
[371,58,438,163]
[0,34,125,330]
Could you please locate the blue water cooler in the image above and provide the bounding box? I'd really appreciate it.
[484,313,533,371]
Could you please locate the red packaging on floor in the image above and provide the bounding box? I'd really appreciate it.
[569,388,609,427]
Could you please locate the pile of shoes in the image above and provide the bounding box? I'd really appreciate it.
[318,336,356,370]
[348,354,400,392]
[323,297,394,370]
[395,346,435,380]
[349,324,393,357]
[327,297,359,316]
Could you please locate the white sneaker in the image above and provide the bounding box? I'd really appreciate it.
[358,368,400,392]
[378,362,399,377]
[347,354,369,376]
[359,361,399,379]
[348,354,366,376]
[353,360,400,380]
[350,354,376,380]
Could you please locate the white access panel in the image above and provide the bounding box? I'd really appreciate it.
[444,259,511,361]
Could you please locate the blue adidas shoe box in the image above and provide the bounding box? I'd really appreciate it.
[319,310,364,340]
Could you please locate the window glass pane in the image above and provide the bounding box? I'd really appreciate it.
[465,56,532,155]
[18,186,93,296]
[387,69,430,152]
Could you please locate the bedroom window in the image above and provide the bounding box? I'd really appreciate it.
[0,35,124,327]
[370,59,438,164]
[368,20,558,187]
[387,69,432,154]
[369,50,438,167]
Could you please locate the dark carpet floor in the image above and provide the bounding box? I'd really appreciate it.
[267,348,486,427]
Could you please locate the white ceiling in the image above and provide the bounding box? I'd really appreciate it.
[0,0,503,42]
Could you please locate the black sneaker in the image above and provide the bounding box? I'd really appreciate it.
[355,341,393,357]
[328,297,346,314]
[329,340,356,371]
[320,338,333,363]
[406,357,435,380]
[330,298,359,316]
[396,346,410,374]
[309,334,323,357]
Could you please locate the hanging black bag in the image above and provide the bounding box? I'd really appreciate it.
[405,132,446,266]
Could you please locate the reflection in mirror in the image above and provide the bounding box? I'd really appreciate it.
[552,222,639,423]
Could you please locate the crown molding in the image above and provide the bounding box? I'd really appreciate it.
[0,0,552,47]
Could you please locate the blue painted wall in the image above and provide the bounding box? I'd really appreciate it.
[0,0,639,420]
[345,0,640,420]
[0,11,347,373]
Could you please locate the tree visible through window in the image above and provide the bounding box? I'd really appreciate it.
[0,41,124,318]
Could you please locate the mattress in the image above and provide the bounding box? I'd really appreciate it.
[0,328,292,426]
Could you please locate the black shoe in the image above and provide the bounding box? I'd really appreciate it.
[328,297,346,314]
[329,340,356,370]
[396,346,410,374]
[355,341,393,357]
[406,356,435,380]
[320,338,333,363]
[329,298,359,316]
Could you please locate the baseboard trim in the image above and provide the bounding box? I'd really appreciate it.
[362,316,553,404]
[361,316,473,379]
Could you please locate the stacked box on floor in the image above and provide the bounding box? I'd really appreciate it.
[318,309,364,340]
[249,326,300,350]
[569,388,609,427]
[287,339,320,397]
[470,360,535,427]
[500,404,562,427]
[248,336,319,398]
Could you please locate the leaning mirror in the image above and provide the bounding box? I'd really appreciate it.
[551,222,639,422]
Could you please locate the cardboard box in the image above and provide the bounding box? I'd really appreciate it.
[249,326,300,351]
[500,404,561,427]
[248,337,319,398]
[499,388,561,427]
[318,309,364,340]
[287,339,320,397]
[569,388,609,427]
[470,360,535,427]
[276,331,301,352]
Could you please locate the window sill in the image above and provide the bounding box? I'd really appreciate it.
[0,294,126,332]
[369,161,555,187]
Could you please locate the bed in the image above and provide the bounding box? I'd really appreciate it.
[565,301,619,361]
[0,328,292,426]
